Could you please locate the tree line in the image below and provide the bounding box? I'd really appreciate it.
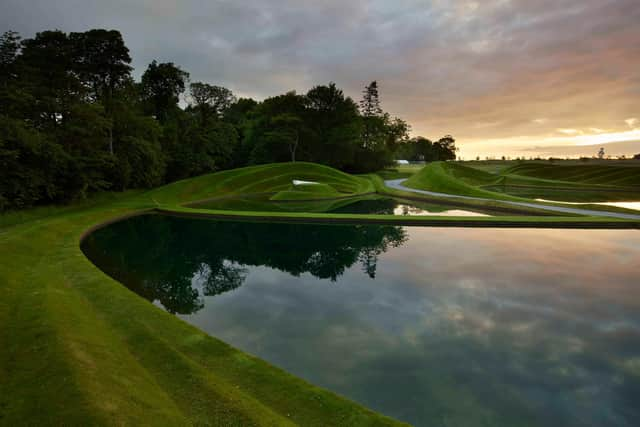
[0,29,457,210]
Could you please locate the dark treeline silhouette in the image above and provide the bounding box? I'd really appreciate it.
[0,29,456,210]
[82,215,408,314]
[395,135,457,162]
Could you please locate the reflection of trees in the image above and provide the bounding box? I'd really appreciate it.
[82,216,407,314]
[201,261,248,296]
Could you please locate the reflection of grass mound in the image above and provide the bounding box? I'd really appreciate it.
[149,162,373,205]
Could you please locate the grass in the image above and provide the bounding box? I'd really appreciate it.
[404,162,512,200]
[404,161,640,211]
[1,161,638,425]
[270,183,346,201]
[150,162,374,206]
[376,164,425,180]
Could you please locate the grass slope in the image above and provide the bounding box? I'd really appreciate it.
[403,162,510,200]
[151,162,374,206]
[404,161,640,208]
[502,163,640,187]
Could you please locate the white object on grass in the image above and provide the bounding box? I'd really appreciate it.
[293,180,320,186]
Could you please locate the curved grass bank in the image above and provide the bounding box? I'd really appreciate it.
[1,162,639,425]
[0,203,404,426]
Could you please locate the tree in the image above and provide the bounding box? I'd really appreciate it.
[305,83,361,169]
[267,113,302,162]
[140,60,189,123]
[1,26,424,210]
[223,97,258,167]
[246,91,308,165]
[189,82,235,124]
[433,135,457,161]
[69,29,132,154]
[18,30,81,131]
[383,116,410,151]
[0,31,20,89]
[0,115,82,209]
[359,80,382,117]
[598,147,605,159]
[359,81,384,150]
[0,31,23,117]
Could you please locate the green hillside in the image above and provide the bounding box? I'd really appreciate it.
[149,162,374,206]
[405,161,640,204]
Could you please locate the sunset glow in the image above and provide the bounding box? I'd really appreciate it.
[2,0,639,157]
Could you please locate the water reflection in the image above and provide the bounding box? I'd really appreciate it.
[536,198,640,212]
[82,216,406,314]
[329,197,490,217]
[192,194,494,216]
[82,217,640,426]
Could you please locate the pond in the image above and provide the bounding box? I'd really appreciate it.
[535,199,640,213]
[82,215,640,427]
[191,195,493,216]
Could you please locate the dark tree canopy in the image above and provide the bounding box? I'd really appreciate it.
[0,27,456,211]
[140,60,189,122]
[396,135,457,162]
[189,82,236,122]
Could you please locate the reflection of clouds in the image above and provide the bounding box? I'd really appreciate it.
[182,227,640,426]
[391,204,490,217]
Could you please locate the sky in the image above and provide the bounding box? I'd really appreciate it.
[1,0,639,158]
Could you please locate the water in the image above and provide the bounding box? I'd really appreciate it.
[535,199,640,212]
[82,215,640,426]
[191,195,493,216]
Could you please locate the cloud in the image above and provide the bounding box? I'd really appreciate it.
[1,0,639,157]
[557,128,581,135]
[625,118,639,128]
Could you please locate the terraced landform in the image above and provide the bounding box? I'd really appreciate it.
[1,161,638,426]
[403,161,640,211]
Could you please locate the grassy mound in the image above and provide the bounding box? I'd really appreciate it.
[502,163,640,187]
[403,162,509,199]
[149,162,373,206]
[405,161,640,205]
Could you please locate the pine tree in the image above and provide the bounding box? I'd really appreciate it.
[359,81,382,117]
[360,81,383,149]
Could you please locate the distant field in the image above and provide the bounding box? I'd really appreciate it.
[377,163,425,180]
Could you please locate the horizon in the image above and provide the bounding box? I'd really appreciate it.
[1,0,639,158]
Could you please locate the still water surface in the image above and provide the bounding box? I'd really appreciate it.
[82,215,640,426]
[192,195,493,216]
